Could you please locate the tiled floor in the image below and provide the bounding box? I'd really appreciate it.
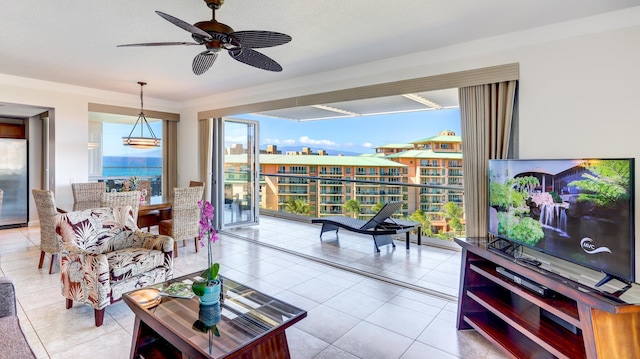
[0,218,508,359]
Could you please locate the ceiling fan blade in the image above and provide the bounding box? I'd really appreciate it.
[228,48,282,72]
[118,42,201,47]
[229,31,291,49]
[156,11,212,42]
[192,51,218,75]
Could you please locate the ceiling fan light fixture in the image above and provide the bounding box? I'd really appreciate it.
[122,82,161,149]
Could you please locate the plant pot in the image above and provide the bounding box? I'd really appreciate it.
[192,279,221,305]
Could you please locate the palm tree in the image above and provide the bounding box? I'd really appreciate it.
[408,209,433,237]
[284,198,309,215]
[344,199,361,218]
[371,202,385,214]
[441,202,464,235]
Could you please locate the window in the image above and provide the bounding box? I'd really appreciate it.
[88,114,163,199]
[289,166,307,174]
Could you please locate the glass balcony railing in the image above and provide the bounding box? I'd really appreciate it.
[259,172,465,241]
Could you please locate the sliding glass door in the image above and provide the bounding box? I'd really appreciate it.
[212,117,259,229]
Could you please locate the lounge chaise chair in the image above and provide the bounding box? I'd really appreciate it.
[311,201,421,252]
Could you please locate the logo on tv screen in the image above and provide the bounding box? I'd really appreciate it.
[580,238,612,255]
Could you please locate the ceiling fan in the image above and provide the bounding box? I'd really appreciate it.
[118,0,292,75]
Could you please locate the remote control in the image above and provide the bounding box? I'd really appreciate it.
[517,257,542,267]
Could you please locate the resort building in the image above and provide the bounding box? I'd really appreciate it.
[375,130,464,233]
[222,129,463,235]
[226,153,407,218]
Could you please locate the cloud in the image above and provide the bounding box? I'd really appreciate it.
[263,138,295,145]
[225,135,247,143]
[361,142,373,148]
[299,136,338,147]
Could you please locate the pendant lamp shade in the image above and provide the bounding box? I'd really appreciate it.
[123,82,161,149]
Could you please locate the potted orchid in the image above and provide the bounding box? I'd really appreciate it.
[191,200,221,305]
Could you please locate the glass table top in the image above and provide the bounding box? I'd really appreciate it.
[124,272,307,358]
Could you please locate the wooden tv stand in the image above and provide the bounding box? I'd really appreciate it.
[455,237,640,359]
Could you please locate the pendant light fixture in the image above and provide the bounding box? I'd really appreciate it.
[122,81,161,149]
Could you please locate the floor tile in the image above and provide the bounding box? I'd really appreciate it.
[364,302,435,339]
[286,327,330,359]
[293,304,361,344]
[333,321,414,359]
[322,288,386,320]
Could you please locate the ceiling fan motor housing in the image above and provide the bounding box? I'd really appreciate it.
[193,20,235,50]
[204,0,224,10]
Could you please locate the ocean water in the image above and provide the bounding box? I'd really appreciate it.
[102,156,162,177]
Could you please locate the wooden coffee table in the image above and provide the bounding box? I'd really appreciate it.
[123,273,307,359]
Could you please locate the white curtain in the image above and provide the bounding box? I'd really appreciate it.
[459,80,518,237]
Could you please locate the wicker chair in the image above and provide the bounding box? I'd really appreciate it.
[189,181,205,200]
[71,182,106,202]
[31,189,60,274]
[56,206,173,327]
[189,181,204,187]
[159,186,204,257]
[101,191,141,220]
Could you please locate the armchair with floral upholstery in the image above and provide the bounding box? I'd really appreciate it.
[55,206,174,326]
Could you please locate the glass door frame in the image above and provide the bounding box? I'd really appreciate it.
[212,117,260,230]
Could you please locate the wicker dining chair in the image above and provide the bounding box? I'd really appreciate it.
[71,182,106,202]
[101,191,141,221]
[159,186,204,257]
[189,181,204,187]
[31,189,60,274]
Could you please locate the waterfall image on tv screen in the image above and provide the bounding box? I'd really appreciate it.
[488,158,635,283]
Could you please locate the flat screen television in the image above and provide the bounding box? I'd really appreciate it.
[488,158,635,286]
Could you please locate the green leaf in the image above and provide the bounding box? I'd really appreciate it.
[209,262,220,281]
[200,262,220,281]
[191,281,207,297]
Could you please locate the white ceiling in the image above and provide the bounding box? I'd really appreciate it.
[0,0,637,118]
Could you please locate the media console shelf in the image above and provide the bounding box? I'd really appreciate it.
[455,237,640,359]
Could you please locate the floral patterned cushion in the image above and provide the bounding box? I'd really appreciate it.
[107,248,165,282]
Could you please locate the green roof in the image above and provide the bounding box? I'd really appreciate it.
[375,144,414,149]
[358,153,387,158]
[226,154,406,167]
[410,135,461,143]
[386,149,463,159]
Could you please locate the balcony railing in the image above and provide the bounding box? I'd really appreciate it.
[259,172,465,240]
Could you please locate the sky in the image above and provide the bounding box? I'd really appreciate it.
[102,120,163,157]
[233,108,461,155]
[100,108,461,157]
